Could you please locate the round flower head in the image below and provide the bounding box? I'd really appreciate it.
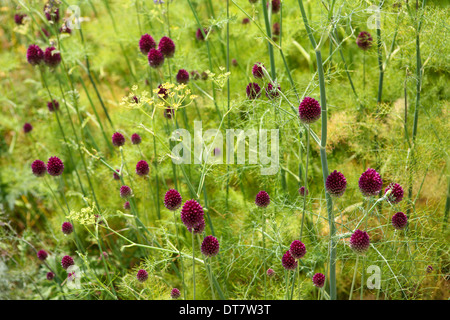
[148,48,164,68]
[273,22,280,36]
[190,70,200,80]
[188,218,206,234]
[164,106,174,119]
[391,212,408,230]
[196,28,208,41]
[170,288,181,299]
[139,34,156,55]
[289,240,306,259]
[158,36,175,58]
[123,201,130,210]
[44,46,61,68]
[136,160,149,176]
[47,156,64,176]
[46,272,55,280]
[176,69,189,84]
[267,268,275,277]
[23,123,33,133]
[61,222,73,235]
[268,0,281,14]
[252,63,265,78]
[164,189,182,211]
[385,183,404,204]
[27,44,44,66]
[113,169,120,180]
[15,14,26,25]
[47,100,59,112]
[349,229,370,254]
[255,190,270,208]
[61,255,74,269]
[112,132,125,147]
[201,235,220,257]
[180,199,204,229]
[325,170,347,197]
[299,186,308,197]
[312,273,325,288]
[282,250,297,270]
[356,31,373,50]
[242,18,250,24]
[131,133,142,145]
[120,185,132,198]
[299,97,321,124]
[37,250,48,261]
[31,160,46,177]
[136,269,148,282]
[246,82,261,100]
[266,83,281,99]
[359,168,383,197]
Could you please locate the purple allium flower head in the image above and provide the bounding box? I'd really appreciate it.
[298,97,321,124]
[255,190,270,208]
[170,288,181,299]
[426,265,433,273]
[37,250,48,261]
[267,268,275,277]
[266,83,281,99]
[131,133,142,145]
[268,0,281,13]
[139,34,156,55]
[157,84,169,99]
[27,44,44,66]
[196,28,208,41]
[312,273,325,288]
[176,69,190,84]
[112,132,125,147]
[47,99,59,112]
[113,169,120,180]
[158,36,175,58]
[201,235,220,257]
[325,170,347,197]
[242,18,250,24]
[385,183,404,204]
[120,185,132,198]
[190,70,200,80]
[136,269,148,282]
[289,240,306,259]
[359,168,383,197]
[188,218,205,234]
[46,272,55,280]
[273,22,280,36]
[44,46,61,68]
[282,250,298,270]
[136,160,149,176]
[23,123,33,134]
[246,82,261,100]
[31,160,46,177]
[47,156,64,176]
[62,222,73,235]
[232,59,238,67]
[61,255,74,269]
[44,6,59,22]
[349,230,370,254]
[148,48,164,68]
[180,199,204,229]
[356,31,373,50]
[15,14,26,25]
[164,106,174,119]
[252,62,265,78]
[299,186,308,197]
[391,212,408,230]
[123,201,130,210]
[164,189,182,211]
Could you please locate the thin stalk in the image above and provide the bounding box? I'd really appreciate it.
[349,255,359,300]
[192,231,196,300]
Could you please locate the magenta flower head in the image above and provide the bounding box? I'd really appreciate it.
[188,218,205,234]
[170,288,181,299]
[359,168,383,197]
[15,14,26,25]
[299,97,321,124]
[289,240,306,259]
[136,160,149,176]
[123,201,130,210]
[120,185,132,198]
[164,189,182,211]
[242,18,250,24]
[266,83,281,99]
[62,222,73,235]
[312,273,325,288]
[113,169,120,180]
[148,48,164,68]
[176,69,190,84]
[112,132,125,147]
[325,170,347,198]
[139,34,156,55]
[46,272,55,280]
[356,31,373,50]
[268,0,281,14]
[47,99,60,112]
[201,235,220,257]
[255,190,270,208]
[158,36,175,58]
[131,133,142,145]
[267,268,275,277]
[27,44,44,66]
[385,183,404,204]
[196,28,208,41]
[180,199,204,229]
[37,250,48,261]
[232,58,238,67]
[43,47,61,68]
[273,22,280,36]
[47,156,64,176]
[136,269,148,282]
[246,82,261,100]
[391,212,408,230]
[299,186,308,197]
[252,62,265,78]
[31,160,46,177]
[23,123,33,133]
[61,255,74,269]
[282,250,297,270]
[349,230,370,254]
